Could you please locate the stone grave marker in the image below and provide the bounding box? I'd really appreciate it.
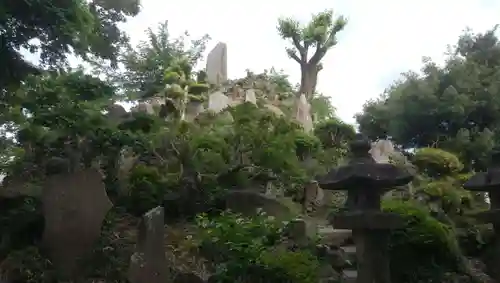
[185,101,205,122]
[208,91,229,113]
[206,42,227,85]
[41,168,112,277]
[245,88,257,104]
[128,206,169,283]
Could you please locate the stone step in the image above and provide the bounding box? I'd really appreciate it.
[341,269,358,283]
[340,245,356,254]
[340,245,357,264]
[317,226,351,235]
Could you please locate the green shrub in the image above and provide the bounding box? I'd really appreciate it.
[258,248,319,283]
[195,211,320,283]
[383,200,462,283]
[0,246,55,282]
[413,148,463,177]
[125,164,166,216]
[419,178,472,215]
[0,197,44,259]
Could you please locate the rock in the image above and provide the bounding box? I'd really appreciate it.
[370,139,395,164]
[133,102,155,115]
[295,93,313,132]
[107,104,128,123]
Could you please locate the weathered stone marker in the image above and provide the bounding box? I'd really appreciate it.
[317,134,413,283]
[42,168,112,277]
[464,150,500,282]
[206,42,227,85]
[128,206,168,283]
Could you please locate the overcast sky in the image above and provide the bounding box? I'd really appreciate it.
[119,0,500,123]
[21,0,500,124]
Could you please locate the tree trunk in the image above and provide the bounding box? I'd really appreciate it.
[299,63,319,99]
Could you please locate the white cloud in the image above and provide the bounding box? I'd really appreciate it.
[21,0,500,124]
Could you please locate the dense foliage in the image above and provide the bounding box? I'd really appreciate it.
[0,1,498,282]
[356,27,500,171]
[196,211,320,283]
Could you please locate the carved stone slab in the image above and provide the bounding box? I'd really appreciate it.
[206,42,227,85]
[42,168,112,277]
[128,206,168,283]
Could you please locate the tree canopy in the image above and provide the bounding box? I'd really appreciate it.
[278,10,346,98]
[0,0,140,91]
[356,27,500,170]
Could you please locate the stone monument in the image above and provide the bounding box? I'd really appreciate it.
[245,88,257,104]
[206,42,227,85]
[41,169,112,278]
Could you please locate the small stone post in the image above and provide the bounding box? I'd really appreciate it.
[317,134,414,283]
[464,150,500,282]
[128,206,169,283]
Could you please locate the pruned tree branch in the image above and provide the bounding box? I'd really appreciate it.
[291,34,307,60]
[286,48,301,63]
[308,16,346,65]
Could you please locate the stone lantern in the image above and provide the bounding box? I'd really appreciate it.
[317,134,414,283]
[463,149,500,281]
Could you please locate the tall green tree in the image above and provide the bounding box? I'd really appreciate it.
[0,0,140,90]
[115,21,210,100]
[310,93,336,122]
[355,27,500,170]
[277,10,347,98]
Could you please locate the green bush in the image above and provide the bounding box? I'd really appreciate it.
[125,164,166,216]
[419,178,472,215]
[413,148,463,177]
[0,197,44,259]
[258,248,319,283]
[383,200,462,283]
[195,211,320,283]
